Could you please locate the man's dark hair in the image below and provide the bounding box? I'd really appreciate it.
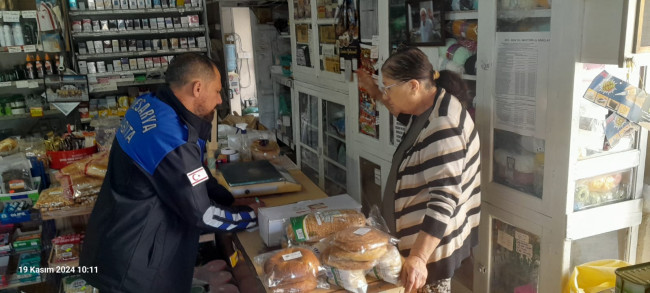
[165,53,217,88]
[382,46,471,107]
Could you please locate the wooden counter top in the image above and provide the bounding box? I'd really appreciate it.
[213,162,403,293]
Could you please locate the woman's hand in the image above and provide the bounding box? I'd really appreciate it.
[400,255,428,293]
[357,69,381,99]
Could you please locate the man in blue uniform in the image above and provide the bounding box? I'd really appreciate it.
[80,53,259,292]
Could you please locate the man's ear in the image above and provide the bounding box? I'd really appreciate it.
[192,80,202,98]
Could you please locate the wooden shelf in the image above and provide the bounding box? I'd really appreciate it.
[324,131,345,143]
[498,8,552,19]
[462,74,477,81]
[0,110,62,122]
[40,206,94,221]
[323,156,346,171]
[77,47,207,60]
[446,10,478,20]
[72,26,205,38]
[69,6,203,17]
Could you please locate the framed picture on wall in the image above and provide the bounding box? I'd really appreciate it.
[405,0,444,46]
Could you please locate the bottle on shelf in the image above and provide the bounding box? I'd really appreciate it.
[2,23,13,47]
[25,54,35,80]
[35,54,44,78]
[12,23,24,46]
[44,54,53,75]
[54,54,61,74]
[235,123,252,162]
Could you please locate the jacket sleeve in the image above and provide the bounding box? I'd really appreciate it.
[206,170,235,206]
[151,143,257,232]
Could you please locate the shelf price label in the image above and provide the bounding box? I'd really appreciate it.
[21,11,37,19]
[28,81,39,88]
[3,11,20,22]
[15,81,28,88]
[0,82,11,87]
[23,45,36,53]
[8,46,22,53]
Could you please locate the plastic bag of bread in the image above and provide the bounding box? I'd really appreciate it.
[255,247,322,292]
[366,245,403,285]
[286,209,366,244]
[331,226,394,254]
[0,138,18,156]
[320,246,377,271]
[324,266,368,293]
[34,187,74,209]
[59,151,108,179]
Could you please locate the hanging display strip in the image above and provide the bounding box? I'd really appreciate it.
[358,43,379,139]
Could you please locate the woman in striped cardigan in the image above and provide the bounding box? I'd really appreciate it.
[357,47,481,293]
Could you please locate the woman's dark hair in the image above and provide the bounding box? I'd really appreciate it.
[381,46,471,107]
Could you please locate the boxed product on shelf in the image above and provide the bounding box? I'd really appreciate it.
[72,21,82,33]
[78,42,87,54]
[137,0,145,8]
[87,0,96,10]
[94,41,103,53]
[128,40,136,52]
[145,57,153,68]
[0,255,8,276]
[129,59,137,70]
[170,38,178,49]
[125,19,133,30]
[102,40,112,52]
[86,41,95,54]
[157,17,165,29]
[108,20,117,31]
[113,0,120,8]
[165,17,173,29]
[137,58,145,69]
[12,227,41,253]
[62,275,96,293]
[117,19,125,31]
[113,60,122,72]
[121,0,129,9]
[188,15,199,27]
[97,61,106,73]
[173,17,181,28]
[134,19,141,30]
[129,0,137,9]
[104,0,113,9]
[180,37,187,49]
[181,16,189,28]
[96,0,104,9]
[100,20,109,31]
[91,20,100,32]
[106,64,114,72]
[150,17,158,29]
[161,38,169,49]
[153,0,161,8]
[119,39,127,52]
[136,40,144,51]
[142,19,149,30]
[152,39,160,50]
[0,198,33,224]
[121,58,129,70]
[111,40,119,51]
[188,37,195,48]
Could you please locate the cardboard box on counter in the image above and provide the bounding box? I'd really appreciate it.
[258,194,361,247]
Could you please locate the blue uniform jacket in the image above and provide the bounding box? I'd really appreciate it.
[80,87,256,292]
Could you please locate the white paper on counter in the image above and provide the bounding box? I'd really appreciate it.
[494,32,550,139]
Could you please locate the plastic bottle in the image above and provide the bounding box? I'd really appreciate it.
[54,54,61,74]
[0,24,5,47]
[3,24,13,47]
[12,23,23,46]
[235,123,251,162]
[35,54,44,78]
[25,54,35,80]
[44,54,53,75]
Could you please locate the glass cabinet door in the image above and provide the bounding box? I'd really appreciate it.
[490,218,541,292]
[298,91,320,185]
[491,1,551,199]
[322,100,347,195]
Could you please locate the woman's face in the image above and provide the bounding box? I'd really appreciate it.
[381,74,417,114]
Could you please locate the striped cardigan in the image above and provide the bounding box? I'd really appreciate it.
[394,90,481,282]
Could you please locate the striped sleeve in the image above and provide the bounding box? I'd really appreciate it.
[419,107,466,239]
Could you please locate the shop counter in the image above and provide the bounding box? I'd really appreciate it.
[212,167,403,293]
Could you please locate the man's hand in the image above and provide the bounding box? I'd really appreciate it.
[400,255,428,293]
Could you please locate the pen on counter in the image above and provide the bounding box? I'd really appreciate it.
[255,197,260,204]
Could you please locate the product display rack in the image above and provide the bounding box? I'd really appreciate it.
[65,0,212,93]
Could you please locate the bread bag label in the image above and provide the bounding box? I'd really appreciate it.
[354,227,371,236]
[282,251,303,261]
[290,215,308,242]
[315,210,342,225]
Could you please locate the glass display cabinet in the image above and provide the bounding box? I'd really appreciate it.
[294,81,353,196]
[475,0,647,292]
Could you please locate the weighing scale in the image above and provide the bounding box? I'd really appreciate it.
[216,160,302,198]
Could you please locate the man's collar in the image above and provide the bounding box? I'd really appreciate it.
[156,86,212,140]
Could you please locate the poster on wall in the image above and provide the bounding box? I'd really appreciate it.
[337,0,360,75]
[494,32,549,139]
[359,44,379,138]
[317,0,338,19]
[36,0,64,52]
[294,0,311,19]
